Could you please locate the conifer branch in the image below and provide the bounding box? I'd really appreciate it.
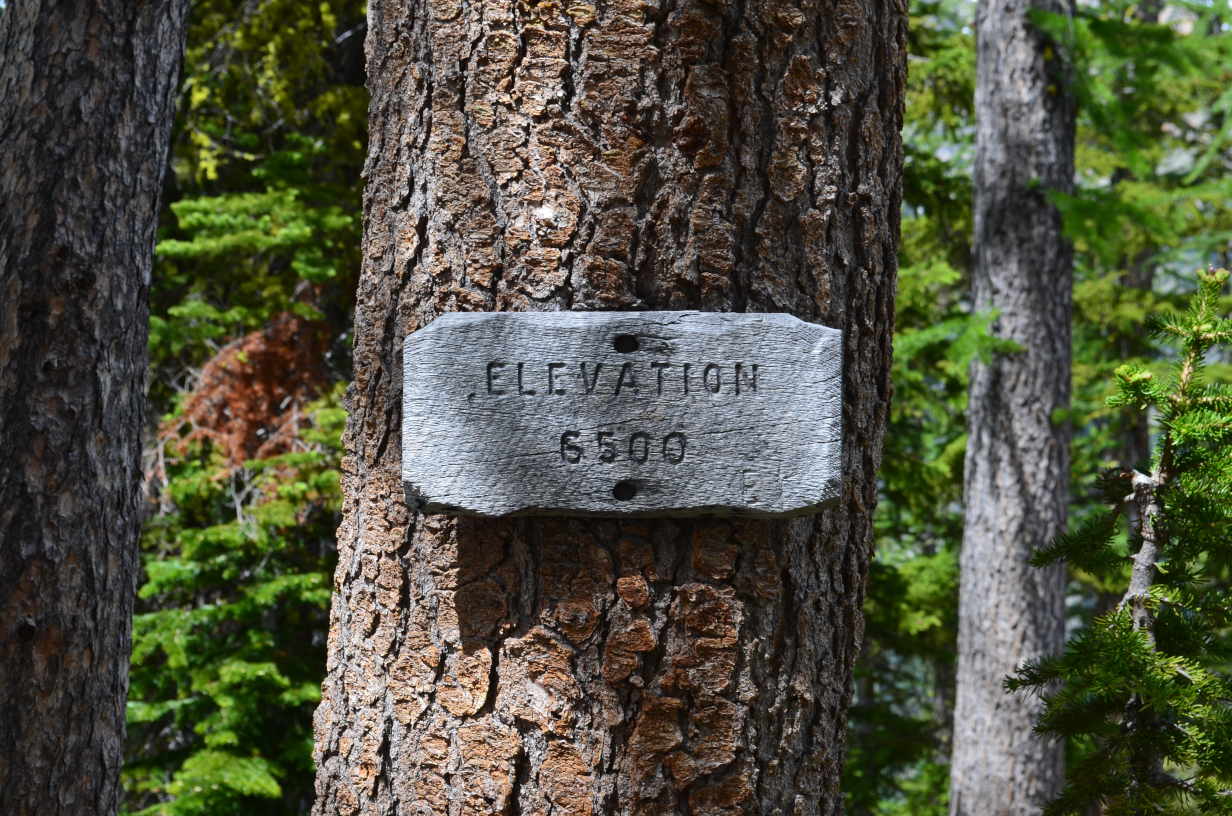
[1146,770,1198,794]
[1015,268,1232,816]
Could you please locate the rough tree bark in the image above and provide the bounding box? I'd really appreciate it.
[311,0,905,813]
[949,0,1075,814]
[0,0,189,813]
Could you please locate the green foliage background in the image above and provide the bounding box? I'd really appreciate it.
[122,0,1232,812]
[122,0,366,811]
[850,0,1232,811]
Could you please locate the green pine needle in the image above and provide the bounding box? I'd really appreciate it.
[1012,270,1232,816]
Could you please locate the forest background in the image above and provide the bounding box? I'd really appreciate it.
[115,0,1232,812]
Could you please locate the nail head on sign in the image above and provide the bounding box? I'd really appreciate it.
[402,311,842,517]
[614,334,639,353]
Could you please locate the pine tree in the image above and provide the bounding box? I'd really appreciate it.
[842,1,1002,808]
[1009,267,1232,816]
[310,0,905,810]
[125,388,345,816]
[0,0,188,811]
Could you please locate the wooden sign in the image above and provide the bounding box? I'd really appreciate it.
[402,311,842,517]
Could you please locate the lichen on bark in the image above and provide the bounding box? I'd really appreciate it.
[313,0,905,812]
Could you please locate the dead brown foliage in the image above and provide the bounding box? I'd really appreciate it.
[160,312,330,468]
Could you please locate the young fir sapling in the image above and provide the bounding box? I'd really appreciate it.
[1008,267,1232,816]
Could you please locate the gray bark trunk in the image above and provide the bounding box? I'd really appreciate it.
[311,0,906,814]
[949,0,1075,813]
[0,0,189,812]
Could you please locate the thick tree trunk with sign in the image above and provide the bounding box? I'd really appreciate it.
[948,0,1075,814]
[0,0,188,813]
[312,0,905,813]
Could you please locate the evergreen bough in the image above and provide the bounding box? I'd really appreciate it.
[1009,267,1232,816]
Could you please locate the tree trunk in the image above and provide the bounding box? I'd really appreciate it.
[311,0,905,812]
[949,1,1075,814]
[0,0,188,812]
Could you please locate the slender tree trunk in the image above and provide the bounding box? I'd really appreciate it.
[311,0,905,813]
[0,0,188,812]
[949,1,1075,814]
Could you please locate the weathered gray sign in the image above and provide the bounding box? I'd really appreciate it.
[402,311,842,517]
